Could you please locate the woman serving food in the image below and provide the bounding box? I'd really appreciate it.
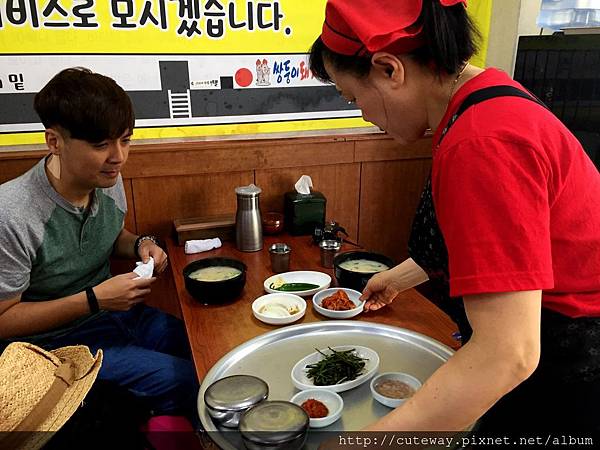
[309,0,600,432]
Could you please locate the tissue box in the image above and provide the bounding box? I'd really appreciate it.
[284,191,326,236]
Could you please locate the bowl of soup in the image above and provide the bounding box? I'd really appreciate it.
[183,257,247,304]
[333,251,394,292]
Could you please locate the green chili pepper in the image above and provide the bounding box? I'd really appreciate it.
[270,282,320,291]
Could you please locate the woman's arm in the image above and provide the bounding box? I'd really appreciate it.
[362,258,429,311]
[364,290,542,431]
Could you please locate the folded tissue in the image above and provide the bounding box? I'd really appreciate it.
[133,256,154,279]
[185,237,222,254]
[294,175,313,195]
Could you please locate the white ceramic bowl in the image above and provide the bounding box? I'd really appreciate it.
[264,271,331,297]
[291,345,379,393]
[290,389,343,428]
[370,372,422,408]
[252,293,306,325]
[312,288,364,319]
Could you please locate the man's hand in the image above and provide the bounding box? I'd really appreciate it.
[94,272,156,311]
[138,240,168,274]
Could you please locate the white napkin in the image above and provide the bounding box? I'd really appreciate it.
[294,175,313,195]
[185,238,222,254]
[133,256,154,279]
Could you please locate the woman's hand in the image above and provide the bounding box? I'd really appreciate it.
[138,240,169,274]
[361,269,405,311]
[361,258,429,311]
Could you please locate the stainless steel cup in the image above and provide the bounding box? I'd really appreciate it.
[319,239,341,268]
[269,243,291,273]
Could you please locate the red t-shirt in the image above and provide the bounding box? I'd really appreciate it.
[432,68,600,317]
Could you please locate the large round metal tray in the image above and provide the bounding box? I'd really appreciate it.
[198,321,455,449]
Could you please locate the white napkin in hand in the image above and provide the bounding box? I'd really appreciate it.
[133,256,154,279]
[185,238,222,254]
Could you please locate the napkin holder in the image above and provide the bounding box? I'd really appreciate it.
[173,214,235,246]
[284,191,326,236]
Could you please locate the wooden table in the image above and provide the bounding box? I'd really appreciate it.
[166,235,459,380]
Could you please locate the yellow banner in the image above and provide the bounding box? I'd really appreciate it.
[0,0,326,54]
[469,0,493,68]
[0,0,492,147]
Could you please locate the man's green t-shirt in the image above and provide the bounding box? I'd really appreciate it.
[0,156,127,337]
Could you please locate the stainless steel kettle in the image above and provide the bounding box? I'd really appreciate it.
[235,184,263,252]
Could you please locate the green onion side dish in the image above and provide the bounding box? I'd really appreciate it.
[305,347,368,386]
[269,282,319,291]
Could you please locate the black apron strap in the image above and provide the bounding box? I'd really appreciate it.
[439,85,548,146]
[409,83,600,431]
[409,84,551,343]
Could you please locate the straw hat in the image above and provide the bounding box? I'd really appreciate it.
[0,342,102,450]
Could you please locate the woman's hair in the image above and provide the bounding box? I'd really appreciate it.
[34,67,135,143]
[310,1,480,82]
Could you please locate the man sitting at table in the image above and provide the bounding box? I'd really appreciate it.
[0,67,199,427]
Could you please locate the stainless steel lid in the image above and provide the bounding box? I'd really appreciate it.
[268,243,291,254]
[235,184,262,196]
[204,375,268,412]
[319,239,342,251]
[239,401,309,445]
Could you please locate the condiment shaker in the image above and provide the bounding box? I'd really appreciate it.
[319,239,341,268]
[235,184,263,252]
[269,243,291,273]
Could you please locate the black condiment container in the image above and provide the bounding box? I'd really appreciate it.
[284,191,326,236]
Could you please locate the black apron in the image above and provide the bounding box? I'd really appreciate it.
[408,86,600,432]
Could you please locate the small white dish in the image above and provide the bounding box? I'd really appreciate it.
[370,372,422,408]
[252,293,306,325]
[291,345,379,393]
[290,389,343,428]
[264,271,331,297]
[312,288,364,319]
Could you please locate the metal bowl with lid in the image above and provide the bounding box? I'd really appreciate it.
[203,375,268,428]
[239,401,309,450]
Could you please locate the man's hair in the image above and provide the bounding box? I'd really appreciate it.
[310,1,480,82]
[34,67,135,143]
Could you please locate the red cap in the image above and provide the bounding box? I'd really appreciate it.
[321,0,467,56]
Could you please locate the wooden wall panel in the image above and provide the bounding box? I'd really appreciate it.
[355,136,432,162]
[0,155,42,184]
[256,141,354,170]
[123,139,354,178]
[255,163,361,240]
[358,158,432,263]
[122,178,137,233]
[132,171,254,236]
